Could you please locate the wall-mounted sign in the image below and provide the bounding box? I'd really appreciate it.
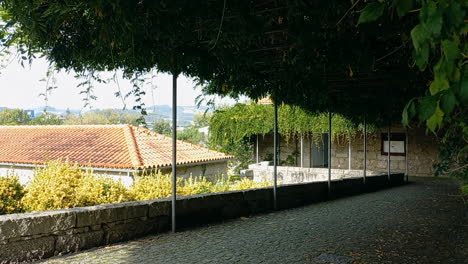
[381,133,406,156]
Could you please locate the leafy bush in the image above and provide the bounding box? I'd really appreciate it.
[0,176,25,215]
[22,160,132,211]
[131,174,214,200]
[130,173,271,200]
[130,174,175,200]
[229,178,271,191]
[461,185,468,195]
[8,160,272,213]
[178,176,213,196]
[75,175,133,206]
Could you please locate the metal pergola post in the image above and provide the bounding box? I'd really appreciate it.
[387,124,391,181]
[348,138,352,170]
[363,117,367,183]
[405,128,409,182]
[256,135,259,163]
[171,73,178,233]
[328,112,332,192]
[300,134,304,168]
[273,101,278,210]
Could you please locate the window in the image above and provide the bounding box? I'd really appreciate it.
[381,133,406,156]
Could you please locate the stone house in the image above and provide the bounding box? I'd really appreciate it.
[0,125,233,186]
[249,124,438,183]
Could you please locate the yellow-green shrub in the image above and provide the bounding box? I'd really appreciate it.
[76,174,133,206]
[229,178,271,191]
[0,176,25,214]
[130,174,175,200]
[178,176,213,196]
[22,160,133,211]
[130,173,272,201]
[130,174,214,200]
[461,184,468,195]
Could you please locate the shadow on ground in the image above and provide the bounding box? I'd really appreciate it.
[42,177,467,264]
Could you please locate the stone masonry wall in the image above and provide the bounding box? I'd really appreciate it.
[251,165,381,184]
[159,161,229,181]
[0,174,405,263]
[254,126,438,176]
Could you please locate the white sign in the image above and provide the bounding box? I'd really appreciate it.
[383,140,405,154]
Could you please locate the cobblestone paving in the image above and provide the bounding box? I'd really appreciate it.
[42,177,467,264]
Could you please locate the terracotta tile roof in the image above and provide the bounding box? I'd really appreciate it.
[0,125,233,170]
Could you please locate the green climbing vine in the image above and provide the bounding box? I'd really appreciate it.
[209,102,377,150]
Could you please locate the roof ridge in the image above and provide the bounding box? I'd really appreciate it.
[124,125,144,168]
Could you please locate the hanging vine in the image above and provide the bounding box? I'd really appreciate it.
[209,102,378,150]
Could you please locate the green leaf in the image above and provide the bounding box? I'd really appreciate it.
[417,96,437,121]
[411,24,430,51]
[455,77,468,104]
[414,42,429,70]
[446,2,464,27]
[393,0,413,17]
[402,99,416,125]
[433,58,447,82]
[440,90,457,114]
[429,78,449,95]
[420,1,442,36]
[426,105,444,132]
[442,39,460,62]
[358,2,385,24]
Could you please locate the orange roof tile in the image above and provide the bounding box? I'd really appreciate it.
[0,125,233,170]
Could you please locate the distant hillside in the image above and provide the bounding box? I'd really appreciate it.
[0,105,209,127]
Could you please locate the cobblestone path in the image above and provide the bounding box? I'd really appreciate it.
[42,177,467,264]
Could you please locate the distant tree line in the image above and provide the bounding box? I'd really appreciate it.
[0,108,141,126]
[152,113,211,146]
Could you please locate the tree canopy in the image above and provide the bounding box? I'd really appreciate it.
[0,0,440,120]
[0,0,466,178]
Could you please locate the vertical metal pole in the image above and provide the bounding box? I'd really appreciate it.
[256,135,259,164]
[171,73,178,233]
[273,101,278,210]
[328,112,332,192]
[300,134,304,168]
[387,124,391,180]
[348,138,352,170]
[363,118,367,183]
[405,128,409,182]
[309,135,313,168]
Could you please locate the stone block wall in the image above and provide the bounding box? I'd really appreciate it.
[159,161,229,181]
[254,126,438,176]
[0,174,404,263]
[251,165,381,184]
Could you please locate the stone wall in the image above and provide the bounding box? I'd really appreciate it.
[254,126,438,176]
[0,174,405,263]
[250,164,381,184]
[159,161,229,181]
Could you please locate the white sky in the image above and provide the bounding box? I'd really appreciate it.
[0,56,244,110]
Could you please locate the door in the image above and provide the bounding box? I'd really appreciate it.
[311,133,329,168]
